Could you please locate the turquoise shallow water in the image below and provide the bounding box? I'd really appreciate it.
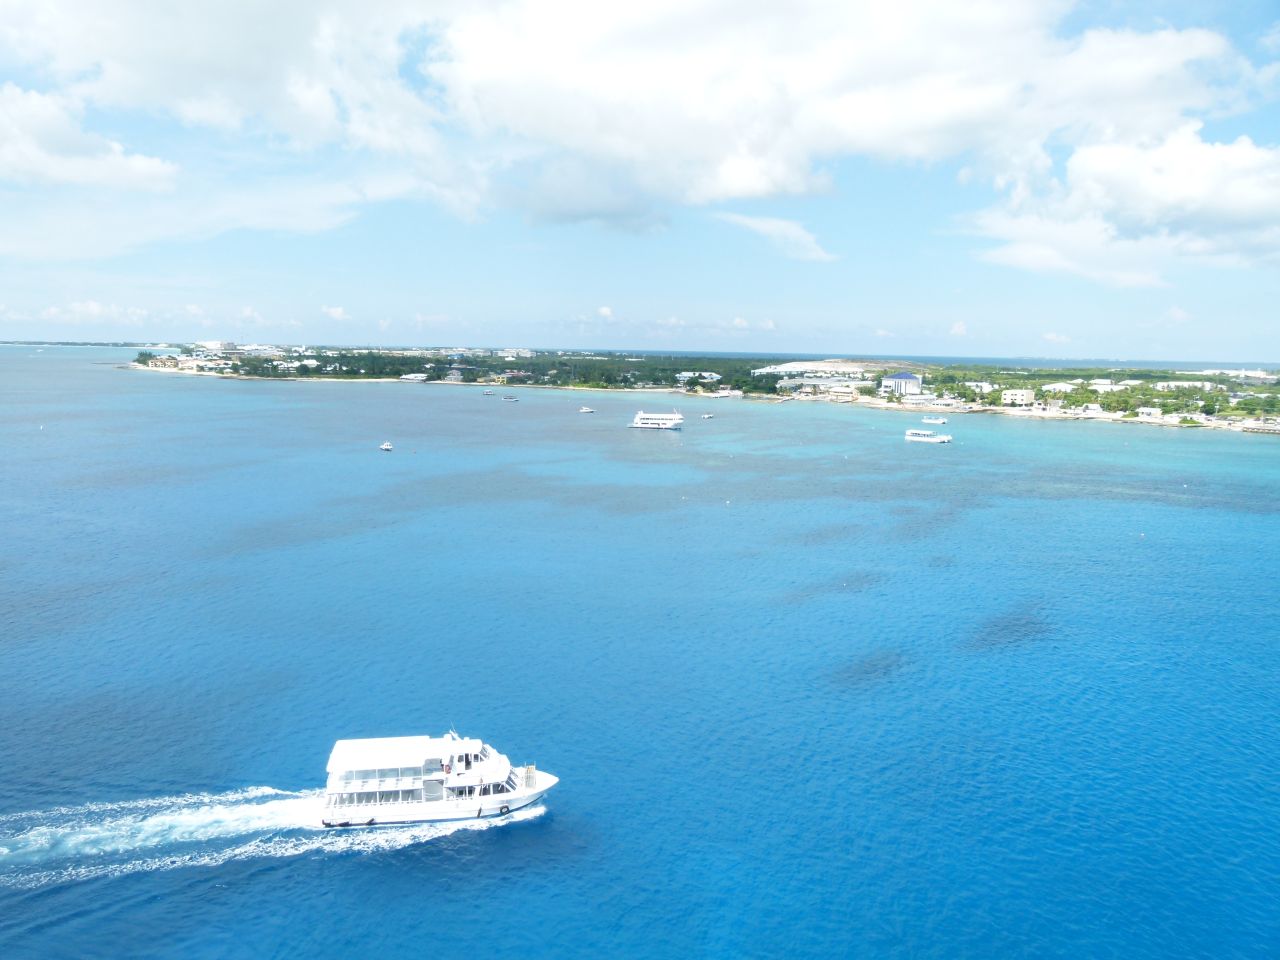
[1,345,1279,957]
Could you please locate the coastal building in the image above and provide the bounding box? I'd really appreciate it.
[1041,382,1076,393]
[1154,381,1220,392]
[1094,384,1128,393]
[1001,389,1035,406]
[676,371,722,382]
[1136,407,1162,417]
[147,355,179,369]
[963,381,996,394]
[751,360,867,377]
[882,372,923,396]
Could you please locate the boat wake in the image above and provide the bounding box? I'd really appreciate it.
[0,787,545,890]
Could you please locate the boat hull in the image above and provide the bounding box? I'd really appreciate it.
[321,772,558,828]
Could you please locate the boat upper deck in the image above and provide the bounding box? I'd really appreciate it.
[327,732,485,775]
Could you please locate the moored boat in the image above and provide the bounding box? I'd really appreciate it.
[630,411,684,430]
[379,441,393,452]
[921,416,948,424]
[905,429,952,443]
[579,406,595,413]
[321,731,558,827]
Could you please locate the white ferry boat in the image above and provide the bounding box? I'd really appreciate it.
[905,429,952,444]
[379,441,393,452]
[321,731,558,827]
[921,416,948,425]
[503,395,518,402]
[701,413,714,420]
[630,411,684,430]
[579,406,595,414]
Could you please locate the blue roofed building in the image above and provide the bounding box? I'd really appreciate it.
[880,371,923,396]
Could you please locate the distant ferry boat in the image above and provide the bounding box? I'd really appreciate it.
[905,429,952,444]
[379,441,393,452]
[503,395,518,402]
[579,406,595,413]
[321,731,558,828]
[701,413,714,419]
[630,411,684,430]
[921,416,948,424]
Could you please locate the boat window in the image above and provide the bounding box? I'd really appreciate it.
[377,768,399,779]
[480,784,491,796]
[399,765,422,779]
[423,759,442,773]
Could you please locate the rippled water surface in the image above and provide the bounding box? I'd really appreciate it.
[2,346,1279,957]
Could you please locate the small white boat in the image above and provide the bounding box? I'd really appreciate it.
[921,416,948,425]
[483,389,494,395]
[379,441,394,452]
[503,395,518,402]
[321,731,558,828]
[701,413,714,420]
[905,429,952,444]
[579,406,595,414]
[630,411,684,430]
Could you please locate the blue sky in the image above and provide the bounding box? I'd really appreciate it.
[1,1,1278,360]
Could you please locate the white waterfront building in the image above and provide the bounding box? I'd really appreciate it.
[1001,389,1036,406]
[881,372,923,396]
[322,731,558,827]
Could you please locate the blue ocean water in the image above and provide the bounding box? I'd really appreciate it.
[1,345,1278,958]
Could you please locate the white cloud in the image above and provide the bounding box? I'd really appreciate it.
[0,83,176,189]
[597,305,612,318]
[875,328,893,338]
[321,305,350,320]
[1262,22,1280,54]
[656,315,684,328]
[1166,306,1191,324]
[716,213,837,262]
[1042,331,1070,343]
[949,321,967,336]
[39,300,149,325]
[0,0,1275,280]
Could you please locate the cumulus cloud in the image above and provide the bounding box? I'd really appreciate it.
[39,300,149,325]
[1043,331,1070,343]
[0,0,1276,280]
[321,305,350,320]
[0,83,176,189]
[597,305,612,318]
[949,321,967,336]
[716,213,837,262]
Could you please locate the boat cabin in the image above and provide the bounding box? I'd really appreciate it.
[324,732,518,809]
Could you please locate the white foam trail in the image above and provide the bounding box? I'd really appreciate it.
[0,787,546,891]
[0,786,293,825]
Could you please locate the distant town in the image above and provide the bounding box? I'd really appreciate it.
[131,341,1280,434]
